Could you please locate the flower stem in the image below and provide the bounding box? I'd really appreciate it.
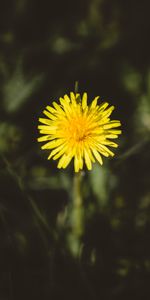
[74,81,79,93]
[72,171,83,236]
[67,171,84,256]
[74,80,81,103]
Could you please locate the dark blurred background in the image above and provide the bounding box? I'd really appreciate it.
[0,0,150,299]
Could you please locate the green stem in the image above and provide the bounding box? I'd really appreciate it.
[67,171,84,256]
[74,81,79,93]
[72,171,83,236]
[73,172,82,207]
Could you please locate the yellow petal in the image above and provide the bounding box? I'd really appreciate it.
[98,102,109,111]
[90,96,99,109]
[41,139,64,150]
[38,124,57,131]
[46,105,56,114]
[92,148,103,165]
[43,110,57,120]
[48,143,67,159]
[62,154,73,168]
[108,129,122,135]
[103,121,121,130]
[74,152,84,172]
[84,149,92,170]
[57,154,72,169]
[105,134,118,139]
[64,94,71,103]
[98,144,115,157]
[52,145,68,160]
[82,92,87,110]
[70,92,76,102]
[37,135,52,142]
[102,140,118,148]
[59,98,72,114]
[53,101,64,113]
[100,106,115,119]
[70,92,77,106]
[39,129,55,134]
[79,156,83,169]
[39,118,53,125]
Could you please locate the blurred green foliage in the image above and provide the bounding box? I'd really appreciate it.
[0,0,150,299]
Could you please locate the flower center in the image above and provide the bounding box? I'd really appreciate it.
[67,117,89,142]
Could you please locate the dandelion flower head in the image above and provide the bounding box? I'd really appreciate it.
[38,92,122,172]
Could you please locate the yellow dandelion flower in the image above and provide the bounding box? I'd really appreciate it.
[37,92,122,172]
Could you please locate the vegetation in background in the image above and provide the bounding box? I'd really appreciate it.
[0,1,150,299]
